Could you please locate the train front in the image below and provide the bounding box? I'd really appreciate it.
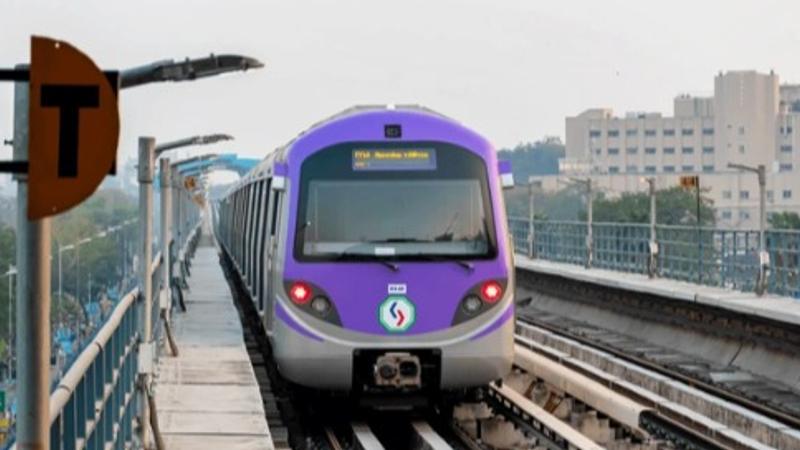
[274,107,514,399]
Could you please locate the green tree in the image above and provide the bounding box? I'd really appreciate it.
[50,188,137,323]
[768,212,800,229]
[497,139,564,183]
[504,184,584,220]
[0,223,16,352]
[590,187,715,226]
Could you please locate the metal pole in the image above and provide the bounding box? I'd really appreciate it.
[586,178,593,269]
[757,164,768,295]
[14,63,52,449]
[696,178,702,284]
[648,178,657,278]
[758,165,766,255]
[7,267,12,383]
[138,137,155,447]
[527,182,535,258]
[58,247,62,326]
[160,159,172,319]
[76,242,81,338]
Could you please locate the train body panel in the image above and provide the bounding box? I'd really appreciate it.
[215,105,515,395]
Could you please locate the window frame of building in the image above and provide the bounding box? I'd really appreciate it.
[702,165,713,173]
[702,146,714,154]
[702,128,714,135]
[626,165,637,173]
[626,129,638,137]
[681,165,694,172]
[783,190,792,199]
[644,129,656,137]
[608,129,620,137]
[589,130,602,138]
[663,129,675,136]
[780,163,793,172]
[682,146,694,154]
[663,165,675,173]
[663,147,675,154]
[740,190,750,200]
[781,144,792,153]
[644,166,656,173]
[608,166,620,174]
[608,147,619,155]
[721,210,732,219]
[681,128,694,136]
[722,190,732,199]
[626,147,638,154]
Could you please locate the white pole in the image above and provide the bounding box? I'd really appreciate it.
[138,137,155,447]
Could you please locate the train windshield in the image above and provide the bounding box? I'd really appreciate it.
[295,142,497,261]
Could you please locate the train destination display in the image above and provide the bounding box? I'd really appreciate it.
[352,148,436,171]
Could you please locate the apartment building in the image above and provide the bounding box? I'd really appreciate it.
[540,70,800,228]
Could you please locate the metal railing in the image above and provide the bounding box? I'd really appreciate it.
[48,288,140,450]
[509,217,800,298]
[6,216,203,450]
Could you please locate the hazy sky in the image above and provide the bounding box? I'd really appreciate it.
[2,0,800,164]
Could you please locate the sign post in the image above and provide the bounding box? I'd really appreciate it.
[680,175,702,282]
[1,37,120,449]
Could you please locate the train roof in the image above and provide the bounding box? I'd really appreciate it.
[225,104,463,195]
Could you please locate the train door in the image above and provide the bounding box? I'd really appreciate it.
[264,186,283,335]
[256,180,271,314]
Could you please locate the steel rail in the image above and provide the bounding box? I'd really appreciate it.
[487,382,604,450]
[516,312,800,431]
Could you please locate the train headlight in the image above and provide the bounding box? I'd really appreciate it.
[310,296,331,315]
[289,281,312,305]
[480,280,503,303]
[461,295,483,314]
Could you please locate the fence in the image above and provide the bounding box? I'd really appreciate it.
[47,288,140,450]
[509,217,800,298]
[5,219,203,450]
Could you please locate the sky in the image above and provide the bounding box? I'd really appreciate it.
[2,0,800,166]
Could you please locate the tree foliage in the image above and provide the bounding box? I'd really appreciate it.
[768,211,800,229]
[497,140,564,183]
[590,187,715,226]
[505,185,715,226]
[0,188,137,358]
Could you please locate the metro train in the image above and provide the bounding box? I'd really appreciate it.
[214,105,515,402]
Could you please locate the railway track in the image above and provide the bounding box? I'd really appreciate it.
[224,244,798,449]
[514,310,800,449]
[321,419,471,450]
[517,306,800,427]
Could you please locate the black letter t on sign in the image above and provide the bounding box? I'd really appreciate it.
[40,84,99,178]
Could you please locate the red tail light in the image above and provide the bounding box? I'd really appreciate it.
[289,281,312,305]
[480,280,503,303]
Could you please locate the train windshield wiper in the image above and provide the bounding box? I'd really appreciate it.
[407,254,474,272]
[332,251,400,272]
[368,237,429,243]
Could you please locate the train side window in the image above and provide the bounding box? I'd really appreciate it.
[241,186,251,268]
[251,181,264,293]
[246,183,256,284]
[257,180,270,310]
[270,190,281,237]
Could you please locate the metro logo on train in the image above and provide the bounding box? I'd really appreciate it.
[378,296,416,333]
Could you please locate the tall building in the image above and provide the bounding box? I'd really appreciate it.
[539,70,800,228]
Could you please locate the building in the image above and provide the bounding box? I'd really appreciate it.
[540,70,800,228]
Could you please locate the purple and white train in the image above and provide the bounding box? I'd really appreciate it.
[214,105,515,400]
